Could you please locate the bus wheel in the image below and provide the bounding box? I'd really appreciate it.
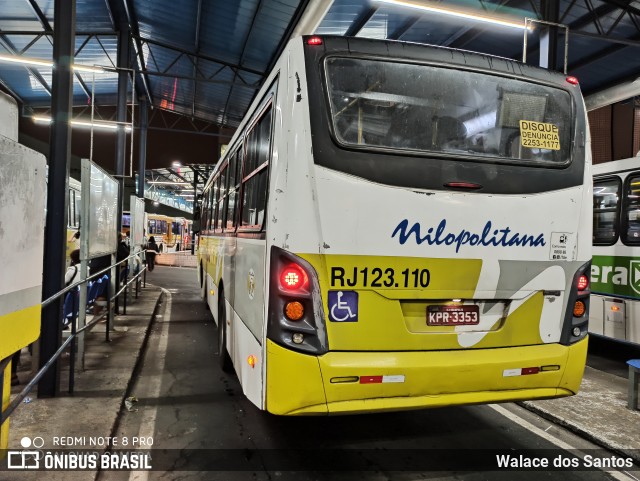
[200,265,208,305]
[217,292,233,373]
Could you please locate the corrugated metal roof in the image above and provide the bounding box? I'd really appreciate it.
[0,0,639,138]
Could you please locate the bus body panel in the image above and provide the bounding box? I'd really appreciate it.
[592,157,640,344]
[264,337,587,415]
[231,304,265,408]
[198,36,592,415]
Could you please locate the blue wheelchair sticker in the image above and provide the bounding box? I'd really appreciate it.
[328,291,358,322]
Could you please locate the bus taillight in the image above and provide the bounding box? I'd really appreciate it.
[280,264,308,291]
[268,246,328,355]
[577,274,589,291]
[285,301,305,321]
[561,261,591,345]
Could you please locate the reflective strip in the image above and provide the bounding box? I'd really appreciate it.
[503,367,540,377]
[503,368,522,377]
[359,375,405,384]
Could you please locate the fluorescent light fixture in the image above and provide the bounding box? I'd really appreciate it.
[0,53,107,72]
[0,54,52,68]
[33,115,131,132]
[147,181,191,186]
[172,160,182,168]
[374,0,529,30]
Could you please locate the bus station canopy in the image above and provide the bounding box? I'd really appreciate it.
[0,0,638,139]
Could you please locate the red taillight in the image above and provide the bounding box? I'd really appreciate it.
[566,76,579,85]
[306,36,323,46]
[280,264,308,290]
[577,274,589,291]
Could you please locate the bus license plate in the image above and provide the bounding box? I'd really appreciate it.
[427,305,479,326]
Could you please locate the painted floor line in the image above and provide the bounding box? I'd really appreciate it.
[128,287,172,481]
[489,404,635,481]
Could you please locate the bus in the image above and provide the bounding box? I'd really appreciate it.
[197,35,592,415]
[592,156,640,344]
[147,214,192,251]
[66,177,81,265]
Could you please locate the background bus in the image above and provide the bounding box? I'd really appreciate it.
[592,156,640,344]
[198,35,592,415]
[147,214,192,251]
[66,177,81,266]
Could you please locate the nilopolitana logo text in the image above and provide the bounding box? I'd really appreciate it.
[392,219,546,253]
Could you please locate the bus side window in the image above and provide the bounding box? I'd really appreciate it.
[217,165,227,231]
[207,182,217,230]
[622,173,640,245]
[74,190,81,227]
[226,151,240,230]
[593,177,621,245]
[200,188,209,233]
[241,103,273,230]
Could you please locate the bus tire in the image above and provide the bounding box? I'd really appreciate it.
[217,291,233,373]
[200,264,208,305]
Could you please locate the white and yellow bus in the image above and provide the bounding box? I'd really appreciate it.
[591,156,640,344]
[198,36,592,415]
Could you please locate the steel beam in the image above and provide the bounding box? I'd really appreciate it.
[115,27,129,233]
[540,0,561,71]
[138,98,148,198]
[39,0,76,398]
[345,6,378,37]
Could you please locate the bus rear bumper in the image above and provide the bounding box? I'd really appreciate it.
[265,338,588,415]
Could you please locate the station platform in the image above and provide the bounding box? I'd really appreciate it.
[4,266,640,479]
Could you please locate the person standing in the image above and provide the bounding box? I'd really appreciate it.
[146,236,160,272]
[65,249,81,286]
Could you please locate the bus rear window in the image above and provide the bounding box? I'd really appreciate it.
[325,57,573,165]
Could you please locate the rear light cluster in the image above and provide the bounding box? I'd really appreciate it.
[561,263,591,345]
[267,246,328,354]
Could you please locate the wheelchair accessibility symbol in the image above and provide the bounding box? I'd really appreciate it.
[328,291,358,322]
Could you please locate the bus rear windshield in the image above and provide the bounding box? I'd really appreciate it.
[325,57,573,165]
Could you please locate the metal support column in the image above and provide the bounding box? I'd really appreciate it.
[115,27,130,233]
[191,171,198,255]
[138,98,148,199]
[39,0,76,397]
[540,0,560,71]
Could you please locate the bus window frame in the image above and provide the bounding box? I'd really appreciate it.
[320,53,576,170]
[593,175,622,246]
[68,189,75,228]
[238,94,275,234]
[215,163,228,233]
[225,147,242,233]
[621,171,640,246]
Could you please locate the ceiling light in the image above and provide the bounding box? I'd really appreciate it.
[147,181,190,186]
[172,161,182,168]
[374,0,530,30]
[0,54,107,72]
[33,115,131,132]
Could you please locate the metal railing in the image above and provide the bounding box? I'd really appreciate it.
[0,250,147,429]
